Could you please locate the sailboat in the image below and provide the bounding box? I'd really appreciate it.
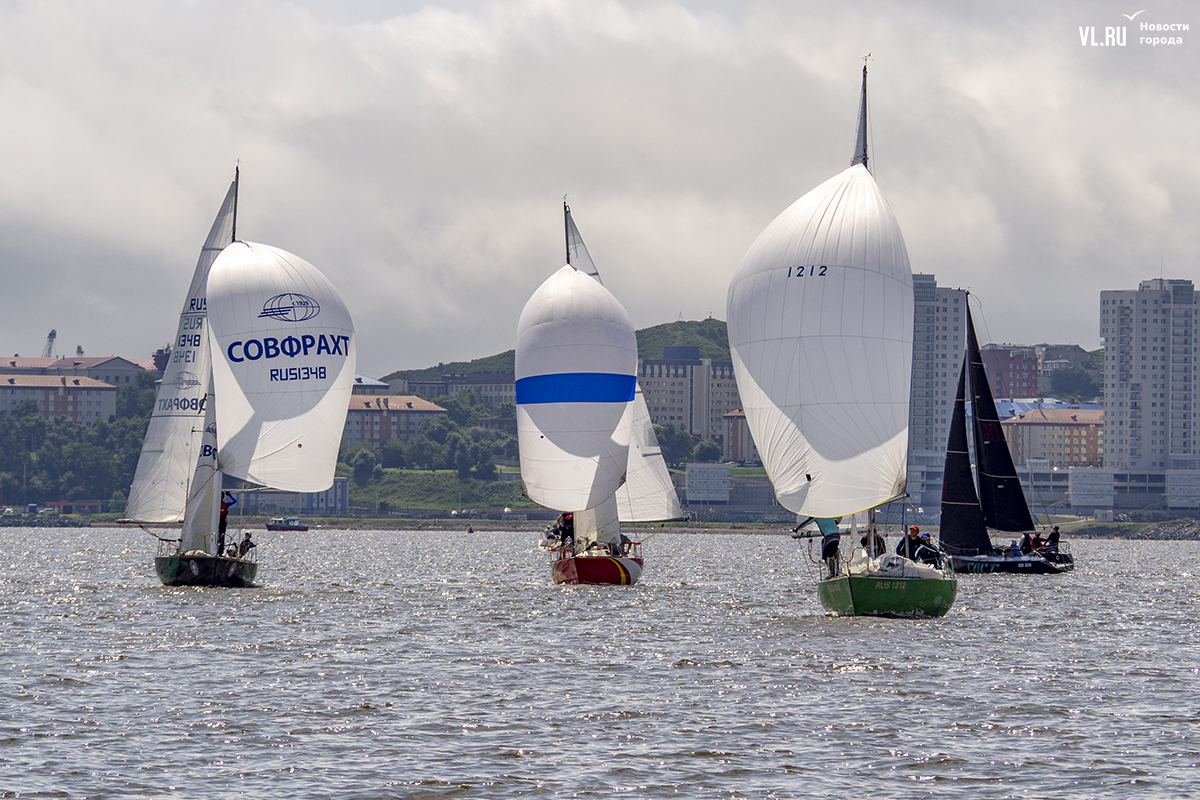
[518,203,679,585]
[727,66,957,617]
[122,171,355,586]
[937,300,1074,574]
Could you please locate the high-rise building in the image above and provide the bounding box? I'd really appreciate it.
[1100,278,1198,470]
[638,346,741,444]
[906,274,968,507]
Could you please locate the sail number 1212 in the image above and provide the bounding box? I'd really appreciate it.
[787,265,828,278]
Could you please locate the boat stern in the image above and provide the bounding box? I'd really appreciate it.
[818,574,957,618]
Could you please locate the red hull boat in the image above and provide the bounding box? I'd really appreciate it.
[552,554,643,585]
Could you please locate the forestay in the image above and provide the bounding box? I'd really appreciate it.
[124,178,238,523]
[516,265,637,512]
[206,242,355,491]
[726,164,913,518]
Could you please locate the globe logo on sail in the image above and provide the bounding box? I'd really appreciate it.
[172,371,201,388]
[259,293,321,322]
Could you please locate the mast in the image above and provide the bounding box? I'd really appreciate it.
[232,165,239,243]
[851,64,869,171]
[563,200,571,267]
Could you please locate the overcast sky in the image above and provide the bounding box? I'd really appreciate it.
[2,1,1197,377]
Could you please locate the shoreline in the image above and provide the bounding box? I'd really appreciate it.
[16,516,1200,540]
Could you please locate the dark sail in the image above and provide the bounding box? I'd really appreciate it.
[966,305,1035,532]
[938,353,993,555]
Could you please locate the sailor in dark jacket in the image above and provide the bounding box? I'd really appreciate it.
[1044,525,1061,553]
[897,525,923,560]
[916,532,943,567]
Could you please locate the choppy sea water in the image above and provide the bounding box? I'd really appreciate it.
[1,527,1197,799]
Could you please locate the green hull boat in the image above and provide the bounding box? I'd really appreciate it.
[818,574,957,618]
[155,555,258,588]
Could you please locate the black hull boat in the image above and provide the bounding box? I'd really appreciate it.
[949,551,1073,575]
[155,554,258,587]
[937,299,1076,576]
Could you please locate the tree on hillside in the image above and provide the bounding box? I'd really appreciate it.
[1050,367,1100,403]
[347,444,380,486]
[0,370,159,510]
[381,438,407,468]
[405,434,446,471]
[692,439,723,462]
[439,389,489,426]
[655,422,697,467]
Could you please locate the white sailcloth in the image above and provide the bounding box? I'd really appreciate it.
[726,163,913,518]
[206,242,355,491]
[575,493,622,547]
[565,205,601,283]
[179,382,220,552]
[125,178,238,523]
[616,385,683,522]
[516,264,637,512]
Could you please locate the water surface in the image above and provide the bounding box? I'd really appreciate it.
[1,528,1196,798]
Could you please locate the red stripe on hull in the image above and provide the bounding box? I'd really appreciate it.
[552,556,643,585]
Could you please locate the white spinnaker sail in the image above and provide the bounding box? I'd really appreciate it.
[516,264,637,511]
[617,385,683,522]
[125,178,238,523]
[726,163,913,518]
[206,242,355,491]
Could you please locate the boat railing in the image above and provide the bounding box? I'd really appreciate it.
[554,540,642,559]
[155,537,180,557]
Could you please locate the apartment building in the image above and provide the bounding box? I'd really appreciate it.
[395,371,516,409]
[723,408,760,463]
[1001,407,1104,468]
[638,346,741,443]
[907,274,968,507]
[342,395,447,448]
[1100,278,1198,470]
[980,344,1039,398]
[0,375,117,426]
[0,355,148,386]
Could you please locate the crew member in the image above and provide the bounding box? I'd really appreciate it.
[1045,525,1061,552]
[917,531,942,567]
[217,491,236,557]
[897,525,923,560]
[560,513,575,554]
[239,531,257,557]
[860,531,886,558]
[1019,532,1033,555]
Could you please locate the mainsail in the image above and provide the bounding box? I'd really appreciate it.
[565,202,601,283]
[515,264,637,512]
[205,242,356,492]
[125,175,238,523]
[616,385,684,522]
[938,302,1036,554]
[966,305,1035,532]
[938,354,992,555]
[726,68,913,519]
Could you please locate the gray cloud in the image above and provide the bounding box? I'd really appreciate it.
[0,1,1196,374]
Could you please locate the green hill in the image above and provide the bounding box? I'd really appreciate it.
[382,350,515,382]
[635,318,729,361]
[381,319,729,381]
